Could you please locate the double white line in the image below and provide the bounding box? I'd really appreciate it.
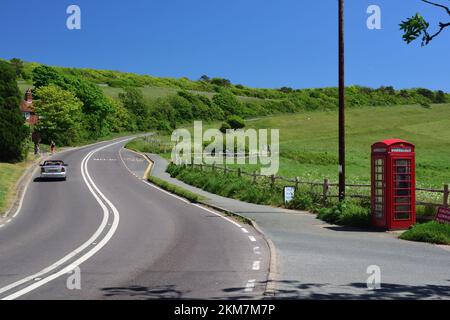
[0,140,125,300]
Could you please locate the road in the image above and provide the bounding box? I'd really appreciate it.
[0,138,269,300]
[148,154,450,300]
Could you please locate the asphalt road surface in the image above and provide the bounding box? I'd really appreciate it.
[0,138,269,300]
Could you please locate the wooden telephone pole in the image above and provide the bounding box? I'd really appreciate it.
[338,0,346,201]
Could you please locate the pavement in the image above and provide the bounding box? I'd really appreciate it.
[146,153,450,300]
[0,138,269,300]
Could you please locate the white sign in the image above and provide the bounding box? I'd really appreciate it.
[284,187,296,204]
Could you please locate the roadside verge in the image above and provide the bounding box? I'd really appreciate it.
[0,155,45,223]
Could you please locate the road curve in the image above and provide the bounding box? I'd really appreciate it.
[0,138,269,300]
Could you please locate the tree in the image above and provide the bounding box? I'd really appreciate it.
[32,65,62,88]
[400,0,450,46]
[118,87,150,130]
[33,65,114,137]
[34,85,84,145]
[226,115,245,130]
[279,87,294,94]
[107,98,137,133]
[9,58,24,78]
[212,90,243,116]
[210,78,231,87]
[0,61,29,162]
[435,90,447,103]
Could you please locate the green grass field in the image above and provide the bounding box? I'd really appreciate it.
[0,160,30,215]
[144,103,450,189]
[242,103,450,188]
[99,84,267,103]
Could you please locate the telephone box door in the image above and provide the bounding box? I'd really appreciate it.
[389,156,415,229]
[372,156,386,228]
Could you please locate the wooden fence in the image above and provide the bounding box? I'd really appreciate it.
[178,162,449,207]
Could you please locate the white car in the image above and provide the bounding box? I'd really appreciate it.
[40,160,68,180]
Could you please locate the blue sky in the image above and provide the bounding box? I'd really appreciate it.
[1,0,449,91]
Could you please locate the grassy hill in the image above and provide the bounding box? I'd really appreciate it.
[147,103,450,188]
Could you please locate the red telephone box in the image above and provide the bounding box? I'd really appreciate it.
[371,139,416,230]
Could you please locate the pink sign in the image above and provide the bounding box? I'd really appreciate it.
[436,207,450,224]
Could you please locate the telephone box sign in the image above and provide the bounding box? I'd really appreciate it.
[371,139,416,230]
[436,207,450,224]
[391,148,412,153]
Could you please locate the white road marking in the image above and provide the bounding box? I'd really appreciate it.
[0,139,129,300]
[244,279,256,292]
[142,180,191,204]
[118,147,268,293]
[192,204,242,229]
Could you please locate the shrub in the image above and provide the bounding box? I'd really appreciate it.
[226,115,245,130]
[317,201,371,228]
[219,122,232,133]
[287,192,314,211]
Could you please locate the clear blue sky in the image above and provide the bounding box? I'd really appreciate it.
[1,0,449,91]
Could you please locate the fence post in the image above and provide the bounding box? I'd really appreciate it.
[295,177,299,189]
[444,184,449,207]
[212,163,215,172]
[271,174,275,188]
[237,167,241,177]
[323,178,329,204]
[199,164,203,172]
[224,165,227,174]
[253,171,257,184]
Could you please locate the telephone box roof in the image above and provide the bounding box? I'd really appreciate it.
[372,139,414,147]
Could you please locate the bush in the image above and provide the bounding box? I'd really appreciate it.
[212,90,243,116]
[226,115,245,130]
[219,122,232,133]
[318,201,371,228]
[287,193,314,211]
[166,163,283,206]
[400,221,450,245]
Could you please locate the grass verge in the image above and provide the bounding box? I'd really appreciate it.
[166,163,371,227]
[399,221,450,245]
[147,176,203,203]
[0,157,34,215]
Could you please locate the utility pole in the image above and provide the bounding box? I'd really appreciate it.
[338,0,346,201]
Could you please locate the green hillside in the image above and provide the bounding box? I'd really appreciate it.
[147,104,450,189]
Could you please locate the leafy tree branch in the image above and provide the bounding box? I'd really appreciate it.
[400,0,449,45]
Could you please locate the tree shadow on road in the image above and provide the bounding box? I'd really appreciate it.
[100,280,450,300]
[212,280,450,300]
[101,285,188,300]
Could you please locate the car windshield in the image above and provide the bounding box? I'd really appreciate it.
[44,160,64,166]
